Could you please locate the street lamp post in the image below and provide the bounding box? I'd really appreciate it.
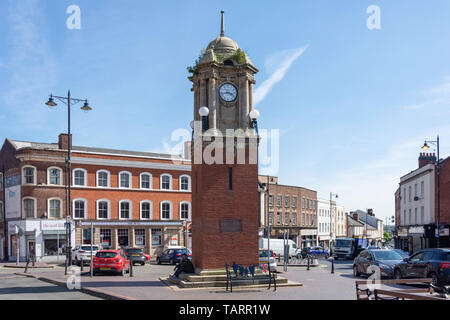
[45,91,92,275]
[422,136,441,248]
[329,193,338,255]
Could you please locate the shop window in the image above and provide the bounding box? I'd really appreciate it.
[135,229,145,246]
[118,229,129,247]
[83,228,96,245]
[100,229,112,249]
[151,228,162,246]
[43,233,66,256]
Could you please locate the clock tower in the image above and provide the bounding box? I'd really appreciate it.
[189,12,260,271]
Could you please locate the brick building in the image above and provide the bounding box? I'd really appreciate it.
[258,175,318,248]
[395,152,450,252]
[0,134,191,262]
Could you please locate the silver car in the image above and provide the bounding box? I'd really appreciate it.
[72,245,99,265]
[259,249,278,272]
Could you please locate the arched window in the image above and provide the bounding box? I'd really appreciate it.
[160,201,172,220]
[160,174,172,190]
[48,167,62,185]
[140,173,152,189]
[22,166,36,185]
[179,175,190,191]
[140,201,152,220]
[224,59,234,66]
[73,168,87,186]
[179,201,191,220]
[48,198,62,218]
[73,199,87,219]
[119,171,132,189]
[119,200,132,220]
[96,170,110,188]
[96,199,110,220]
[23,197,36,218]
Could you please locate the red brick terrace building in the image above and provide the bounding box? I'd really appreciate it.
[0,133,191,261]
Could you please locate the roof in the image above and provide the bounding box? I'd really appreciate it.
[347,215,364,227]
[353,210,381,229]
[8,138,187,161]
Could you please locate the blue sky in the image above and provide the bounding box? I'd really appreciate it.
[1,0,450,221]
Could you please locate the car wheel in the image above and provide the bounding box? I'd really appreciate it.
[157,258,161,265]
[428,272,440,286]
[394,268,402,280]
[353,265,360,277]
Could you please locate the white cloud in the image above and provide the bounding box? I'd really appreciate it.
[404,76,450,111]
[253,46,308,106]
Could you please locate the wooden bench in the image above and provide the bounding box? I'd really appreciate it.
[355,278,448,300]
[225,262,276,292]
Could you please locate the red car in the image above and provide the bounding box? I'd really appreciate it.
[93,250,130,276]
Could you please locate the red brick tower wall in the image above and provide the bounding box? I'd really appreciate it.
[192,141,259,270]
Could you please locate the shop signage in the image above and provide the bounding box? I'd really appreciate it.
[42,220,65,231]
[171,236,178,245]
[408,226,424,235]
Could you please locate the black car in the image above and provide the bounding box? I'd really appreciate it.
[124,248,147,266]
[157,247,192,265]
[353,249,404,278]
[393,248,450,286]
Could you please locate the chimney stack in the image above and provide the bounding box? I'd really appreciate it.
[418,152,436,168]
[58,133,72,150]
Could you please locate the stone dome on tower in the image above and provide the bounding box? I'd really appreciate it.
[197,11,254,67]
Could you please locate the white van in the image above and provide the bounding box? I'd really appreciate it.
[259,238,298,257]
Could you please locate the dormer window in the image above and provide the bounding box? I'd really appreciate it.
[224,59,234,66]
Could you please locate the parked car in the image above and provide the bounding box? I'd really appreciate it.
[299,246,329,259]
[393,248,450,286]
[93,250,130,276]
[392,249,410,259]
[72,245,99,266]
[157,246,192,265]
[259,249,278,272]
[353,249,404,278]
[124,248,147,266]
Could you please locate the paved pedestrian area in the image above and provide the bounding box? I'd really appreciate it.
[0,260,359,300]
[0,274,101,300]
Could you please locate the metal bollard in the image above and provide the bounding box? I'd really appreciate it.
[129,260,133,277]
[307,255,310,270]
[80,257,84,272]
[331,257,335,274]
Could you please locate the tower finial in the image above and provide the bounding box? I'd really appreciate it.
[220,11,225,37]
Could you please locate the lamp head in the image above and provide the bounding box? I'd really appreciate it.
[45,95,57,107]
[249,109,260,120]
[422,142,430,150]
[80,100,92,112]
[199,106,209,117]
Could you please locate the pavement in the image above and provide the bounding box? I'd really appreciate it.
[0,260,360,300]
[1,259,435,300]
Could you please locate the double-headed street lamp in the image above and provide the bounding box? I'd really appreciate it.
[422,136,441,248]
[45,91,92,274]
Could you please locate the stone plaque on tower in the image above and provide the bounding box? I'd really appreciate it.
[189,11,260,272]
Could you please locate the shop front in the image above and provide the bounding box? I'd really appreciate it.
[300,228,317,249]
[7,219,75,262]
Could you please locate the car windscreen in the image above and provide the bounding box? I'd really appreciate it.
[81,246,99,251]
[259,250,274,258]
[373,250,403,261]
[96,252,117,258]
[336,240,352,247]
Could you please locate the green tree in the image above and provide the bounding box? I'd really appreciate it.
[383,230,392,244]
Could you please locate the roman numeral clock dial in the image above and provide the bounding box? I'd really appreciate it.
[219,83,238,102]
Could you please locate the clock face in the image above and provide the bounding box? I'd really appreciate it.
[219,83,238,102]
